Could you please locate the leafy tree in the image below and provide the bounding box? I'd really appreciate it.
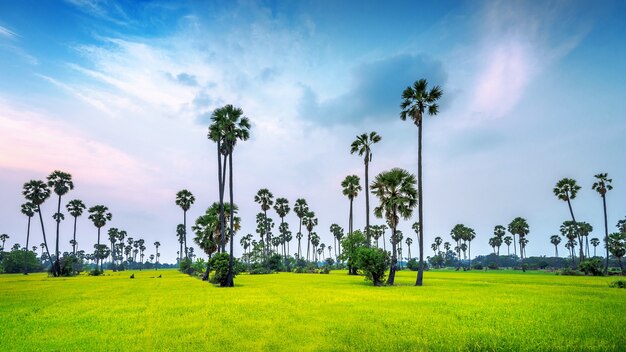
[23,180,53,268]
[355,247,390,286]
[1,247,42,273]
[592,173,612,274]
[88,205,112,272]
[400,78,442,286]
[508,217,530,272]
[340,230,368,275]
[371,168,417,285]
[550,235,562,257]
[554,178,582,261]
[341,175,361,236]
[175,189,195,261]
[46,170,74,277]
[66,199,86,255]
[608,232,626,274]
[350,131,382,245]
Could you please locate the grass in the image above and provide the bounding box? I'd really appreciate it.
[0,269,625,351]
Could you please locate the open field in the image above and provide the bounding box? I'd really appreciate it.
[1,269,625,351]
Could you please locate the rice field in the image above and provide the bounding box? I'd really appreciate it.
[0,269,624,351]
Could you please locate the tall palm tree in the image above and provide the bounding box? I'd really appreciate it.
[350,131,382,245]
[503,236,512,256]
[371,225,382,248]
[22,180,53,268]
[450,224,465,269]
[293,198,308,259]
[176,224,185,262]
[66,199,86,255]
[371,168,417,285]
[274,198,290,261]
[330,224,344,263]
[578,222,593,259]
[175,189,195,262]
[46,170,74,276]
[400,78,442,286]
[550,235,562,257]
[464,226,476,269]
[590,238,600,257]
[405,237,413,260]
[0,233,9,252]
[592,173,613,274]
[303,211,318,262]
[218,104,251,286]
[608,232,626,273]
[554,178,582,261]
[88,205,112,272]
[341,175,361,236]
[380,224,388,252]
[508,217,529,272]
[21,202,37,274]
[107,227,119,267]
[255,188,274,270]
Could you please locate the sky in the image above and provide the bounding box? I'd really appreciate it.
[1,0,625,264]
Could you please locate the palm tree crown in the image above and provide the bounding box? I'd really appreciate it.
[371,169,417,229]
[66,199,86,218]
[175,190,195,212]
[88,205,112,229]
[553,178,581,201]
[400,79,443,126]
[23,180,51,206]
[341,175,361,200]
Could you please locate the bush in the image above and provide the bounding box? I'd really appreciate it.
[355,247,390,286]
[249,267,272,275]
[89,269,103,276]
[1,249,42,273]
[208,253,240,286]
[179,258,193,274]
[579,258,604,276]
[319,267,331,274]
[406,258,419,271]
[472,263,484,270]
[609,279,626,288]
[487,262,498,270]
[557,268,583,276]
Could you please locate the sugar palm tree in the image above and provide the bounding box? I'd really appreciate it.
[503,236,512,256]
[0,233,9,252]
[400,78,442,286]
[21,202,37,274]
[550,235,562,257]
[88,205,112,272]
[294,198,308,259]
[508,217,529,272]
[341,175,361,236]
[590,237,600,257]
[371,225,382,248]
[66,199,86,255]
[464,226,476,269]
[303,211,318,262]
[107,228,119,267]
[578,221,593,259]
[274,197,290,260]
[554,178,582,261]
[592,173,613,274]
[405,237,413,260]
[371,168,417,285]
[46,170,74,276]
[330,224,344,264]
[176,224,185,262]
[255,188,274,269]
[608,232,626,274]
[22,180,53,268]
[175,189,195,262]
[350,131,382,245]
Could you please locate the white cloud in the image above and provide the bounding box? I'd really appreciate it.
[0,25,17,39]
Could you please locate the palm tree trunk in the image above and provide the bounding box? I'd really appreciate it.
[565,198,583,263]
[513,234,517,257]
[382,233,386,252]
[97,227,101,271]
[227,150,235,287]
[217,141,226,253]
[388,222,397,286]
[468,241,472,270]
[602,195,609,274]
[555,245,558,258]
[349,199,353,235]
[54,195,62,277]
[24,216,31,274]
[416,123,425,286]
[72,216,77,255]
[37,205,53,268]
[183,210,188,261]
[365,158,370,246]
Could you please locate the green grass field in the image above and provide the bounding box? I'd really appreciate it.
[1,269,624,351]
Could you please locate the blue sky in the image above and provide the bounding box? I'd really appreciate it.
[1,0,625,263]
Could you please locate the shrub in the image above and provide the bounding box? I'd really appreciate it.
[2,250,42,273]
[319,267,330,274]
[208,253,240,286]
[355,247,390,286]
[407,258,419,271]
[487,262,498,270]
[579,258,604,276]
[250,267,272,275]
[557,268,583,276]
[179,258,193,274]
[89,269,103,276]
[609,279,626,288]
[472,263,484,270]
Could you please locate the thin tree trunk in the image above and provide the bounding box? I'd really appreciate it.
[227,150,235,287]
[37,206,53,268]
[24,216,31,274]
[388,221,397,286]
[603,195,609,274]
[468,241,472,270]
[97,227,102,272]
[349,199,353,235]
[555,245,558,257]
[54,195,62,277]
[365,158,370,246]
[416,122,425,286]
[217,141,226,253]
[72,216,77,255]
[566,197,582,263]
[383,233,386,252]
[513,234,517,257]
[183,210,188,261]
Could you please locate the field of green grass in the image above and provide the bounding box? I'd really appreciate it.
[1,269,624,351]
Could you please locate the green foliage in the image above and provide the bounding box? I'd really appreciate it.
[190,258,207,276]
[208,253,240,286]
[1,249,42,273]
[407,258,419,271]
[609,279,626,288]
[557,268,583,276]
[179,258,192,274]
[88,269,103,276]
[472,263,484,270]
[340,230,368,273]
[578,258,604,276]
[355,247,390,286]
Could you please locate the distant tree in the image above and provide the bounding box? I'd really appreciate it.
[464,226,476,269]
[400,78,442,286]
[350,131,382,245]
[578,222,593,259]
[176,224,185,263]
[66,199,86,255]
[154,241,161,270]
[592,173,612,274]
[107,228,119,267]
[88,205,112,272]
[274,197,290,260]
[590,238,600,257]
[47,170,74,277]
[255,188,274,270]
[617,217,626,234]
[21,202,37,274]
[330,224,344,264]
[406,237,413,260]
[550,235,562,257]
[554,178,582,261]
[371,168,417,285]
[175,189,195,261]
[608,232,626,274]
[508,217,529,272]
[503,236,512,256]
[22,180,53,268]
[293,198,309,259]
[341,175,362,236]
[0,233,9,252]
[303,211,318,262]
[340,230,368,275]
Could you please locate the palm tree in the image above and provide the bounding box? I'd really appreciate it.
[371,168,417,285]
[176,224,185,262]
[88,205,112,272]
[255,188,274,269]
[175,189,195,262]
[608,232,626,274]
[464,226,476,269]
[331,224,344,264]
[405,237,413,260]
[450,224,465,269]
[107,228,119,267]
[590,238,600,257]
[66,199,86,255]
[46,170,74,276]
[592,173,612,274]
[503,236,512,256]
[371,225,382,248]
[554,178,582,261]
[550,235,562,257]
[303,211,318,262]
[218,104,251,286]
[400,78,443,286]
[0,233,9,252]
[380,224,388,252]
[578,221,593,259]
[21,202,37,274]
[22,180,53,268]
[294,198,309,260]
[341,175,361,236]
[508,217,529,272]
[561,220,579,265]
[274,197,290,260]
[350,131,382,245]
